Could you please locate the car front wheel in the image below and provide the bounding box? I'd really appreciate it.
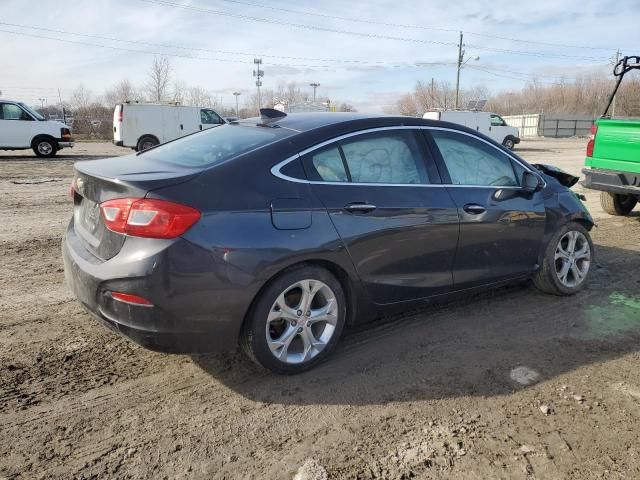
[33,138,57,157]
[241,265,346,374]
[533,222,593,296]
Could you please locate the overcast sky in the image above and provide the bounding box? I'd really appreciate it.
[1,0,638,111]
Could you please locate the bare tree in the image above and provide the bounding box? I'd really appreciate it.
[146,56,171,102]
[104,79,140,106]
[70,84,93,110]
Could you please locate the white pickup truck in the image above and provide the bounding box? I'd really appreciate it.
[0,99,74,157]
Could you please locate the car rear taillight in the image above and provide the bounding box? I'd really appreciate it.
[586,124,598,157]
[117,105,123,123]
[110,291,153,307]
[100,198,200,239]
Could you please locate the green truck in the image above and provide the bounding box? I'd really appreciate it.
[582,56,640,216]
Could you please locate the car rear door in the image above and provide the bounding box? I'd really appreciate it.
[425,128,546,290]
[301,127,459,305]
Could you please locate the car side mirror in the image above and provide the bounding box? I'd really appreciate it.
[522,171,543,193]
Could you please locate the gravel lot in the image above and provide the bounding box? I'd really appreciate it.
[1,139,639,479]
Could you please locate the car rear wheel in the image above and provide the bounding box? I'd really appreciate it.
[241,265,346,374]
[600,192,637,216]
[533,222,593,296]
[32,138,57,157]
[136,135,159,152]
[502,137,515,150]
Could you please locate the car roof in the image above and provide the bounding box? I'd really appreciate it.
[240,112,444,133]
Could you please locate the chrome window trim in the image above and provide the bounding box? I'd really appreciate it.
[270,125,542,189]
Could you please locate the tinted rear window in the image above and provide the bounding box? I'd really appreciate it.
[141,124,292,167]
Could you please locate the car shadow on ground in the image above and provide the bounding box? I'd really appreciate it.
[192,243,640,406]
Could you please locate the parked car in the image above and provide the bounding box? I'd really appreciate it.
[0,99,74,157]
[113,102,226,151]
[423,110,520,150]
[582,55,640,216]
[63,111,593,374]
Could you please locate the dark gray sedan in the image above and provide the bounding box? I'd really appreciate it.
[63,111,594,373]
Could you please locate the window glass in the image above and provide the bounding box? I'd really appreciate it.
[340,131,428,184]
[1,104,29,121]
[431,130,518,186]
[310,146,348,182]
[490,115,505,127]
[200,109,224,125]
[142,124,292,167]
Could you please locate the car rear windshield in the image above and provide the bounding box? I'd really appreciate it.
[140,124,292,168]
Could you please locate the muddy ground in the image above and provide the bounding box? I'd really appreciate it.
[1,139,639,479]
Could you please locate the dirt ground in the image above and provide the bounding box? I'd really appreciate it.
[1,139,639,480]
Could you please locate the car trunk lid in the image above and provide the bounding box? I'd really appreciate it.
[72,153,202,260]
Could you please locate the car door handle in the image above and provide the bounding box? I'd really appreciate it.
[344,203,377,213]
[463,203,486,214]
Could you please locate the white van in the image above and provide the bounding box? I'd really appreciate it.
[0,99,74,157]
[423,110,520,150]
[113,102,226,151]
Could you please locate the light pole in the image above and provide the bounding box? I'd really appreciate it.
[39,97,46,110]
[454,31,479,109]
[310,83,320,102]
[233,92,241,117]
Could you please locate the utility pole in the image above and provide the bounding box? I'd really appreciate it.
[455,31,463,109]
[233,92,241,117]
[309,82,320,102]
[58,88,66,124]
[611,49,621,117]
[253,58,263,113]
[431,77,435,108]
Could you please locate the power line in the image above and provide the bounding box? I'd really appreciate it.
[216,0,626,52]
[138,0,611,61]
[0,22,456,69]
[0,21,434,67]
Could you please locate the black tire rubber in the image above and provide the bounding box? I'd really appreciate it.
[600,192,637,216]
[32,137,57,158]
[241,264,347,374]
[533,222,594,296]
[502,136,515,150]
[136,135,159,152]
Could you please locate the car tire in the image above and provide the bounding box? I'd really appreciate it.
[600,192,637,216]
[502,136,516,150]
[32,138,57,158]
[533,222,594,296]
[241,264,347,374]
[136,135,159,152]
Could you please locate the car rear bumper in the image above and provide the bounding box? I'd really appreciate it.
[581,168,640,196]
[113,140,124,147]
[62,221,250,354]
[57,141,74,148]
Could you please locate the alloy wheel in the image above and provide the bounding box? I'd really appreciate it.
[265,279,338,364]
[554,230,591,288]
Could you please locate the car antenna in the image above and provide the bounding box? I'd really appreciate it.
[259,108,287,126]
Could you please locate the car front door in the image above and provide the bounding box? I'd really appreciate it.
[302,128,459,304]
[0,103,34,147]
[426,128,546,290]
[200,109,225,131]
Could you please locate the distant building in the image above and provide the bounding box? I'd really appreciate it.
[273,101,331,113]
